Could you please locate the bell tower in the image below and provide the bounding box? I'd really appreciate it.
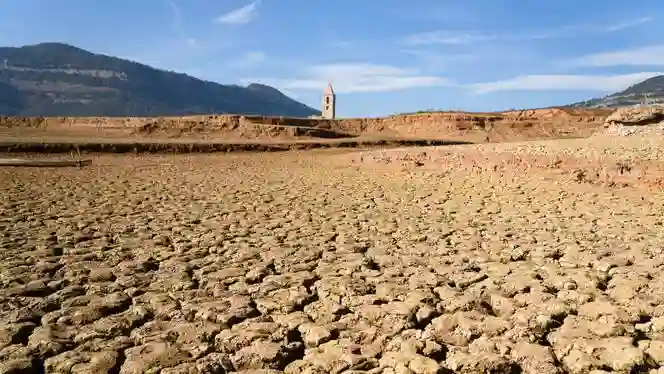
[322,81,336,119]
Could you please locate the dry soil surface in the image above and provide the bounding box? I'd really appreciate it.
[0,107,611,144]
[2,135,664,374]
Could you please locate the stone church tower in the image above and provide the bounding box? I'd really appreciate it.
[322,82,336,119]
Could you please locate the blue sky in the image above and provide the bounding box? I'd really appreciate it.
[1,0,663,117]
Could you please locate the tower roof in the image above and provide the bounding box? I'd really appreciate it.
[324,81,335,95]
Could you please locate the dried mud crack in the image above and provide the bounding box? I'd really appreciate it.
[2,135,664,374]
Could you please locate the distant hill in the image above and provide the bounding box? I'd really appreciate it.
[0,43,319,117]
[569,75,664,109]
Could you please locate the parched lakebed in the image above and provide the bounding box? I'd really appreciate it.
[2,138,664,373]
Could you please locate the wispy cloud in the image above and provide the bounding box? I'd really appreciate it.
[165,0,197,48]
[566,45,664,67]
[402,31,495,46]
[166,0,183,30]
[399,49,480,72]
[332,40,353,48]
[229,51,266,68]
[242,51,266,64]
[471,72,662,94]
[246,62,452,93]
[401,28,569,46]
[402,16,653,46]
[215,1,260,25]
[604,16,653,32]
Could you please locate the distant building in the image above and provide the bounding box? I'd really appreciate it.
[322,82,336,119]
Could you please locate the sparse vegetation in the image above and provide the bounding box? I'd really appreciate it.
[569,75,664,108]
[0,43,320,117]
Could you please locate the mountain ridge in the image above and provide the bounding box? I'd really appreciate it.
[569,74,664,109]
[0,42,319,117]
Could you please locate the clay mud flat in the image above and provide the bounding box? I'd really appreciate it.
[2,136,664,374]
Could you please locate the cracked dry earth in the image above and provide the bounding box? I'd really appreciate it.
[1,138,664,374]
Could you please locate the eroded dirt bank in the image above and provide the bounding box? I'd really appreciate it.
[0,107,611,144]
[0,138,471,154]
[2,134,664,373]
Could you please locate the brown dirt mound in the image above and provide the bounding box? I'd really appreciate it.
[0,108,612,144]
[131,119,353,140]
[0,116,47,128]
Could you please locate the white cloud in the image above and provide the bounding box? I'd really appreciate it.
[165,0,197,49]
[402,16,653,46]
[246,62,452,93]
[400,49,480,67]
[604,16,652,32]
[332,40,353,48]
[243,51,266,64]
[402,31,495,45]
[471,72,662,94]
[401,29,575,46]
[166,0,183,29]
[567,45,664,67]
[185,37,197,47]
[215,1,259,25]
[232,51,266,67]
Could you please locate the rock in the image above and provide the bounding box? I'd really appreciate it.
[57,292,132,326]
[160,353,233,374]
[44,349,121,373]
[0,344,40,374]
[121,342,191,374]
[511,342,562,374]
[0,322,35,350]
[88,267,116,282]
[231,340,298,371]
[27,325,75,358]
[379,351,440,374]
[605,105,664,127]
[298,324,332,348]
[303,299,349,324]
[597,106,664,137]
[646,340,664,365]
[73,306,151,344]
[0,356,39,374]
[284,339,378,373]
[130,320,221,359]
[183,295,259,326]
[445,345,519,373]
[254,286,314,314]
[549,336,645,373]
[424,311,509,346]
